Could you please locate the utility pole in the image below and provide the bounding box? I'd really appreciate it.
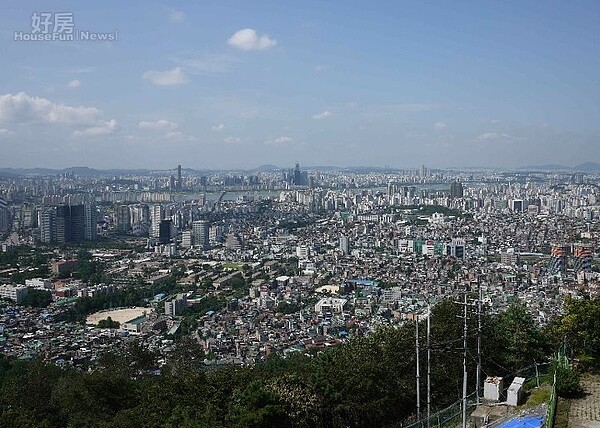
[427,303,431,428]
[416,313,420,419]
[462,292,468,428]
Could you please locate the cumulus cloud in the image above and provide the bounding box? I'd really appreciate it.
[434,122,446,130]
[67,79,81,88]
[138,119,178,130]
[265,136,292,146]
[73,119,118,137]
[312,110,332,120]
[212,123,225,132]
[228,28,277,50]
[223,136,241,145]
[174,54,238,74]
[164,131,196,141]
[142,67,189,86]
[0,92,102,126]
[0,92,118,138]
[477,132,512,142]
[169,9,185,23]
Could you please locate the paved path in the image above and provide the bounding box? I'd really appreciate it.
[569,376,600,428]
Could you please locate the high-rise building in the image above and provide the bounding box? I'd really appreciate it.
[192,220,210,249]
[446,238,466,259]
[573,243,593,273]
[150,205,164,238]
[177,164,182,191]
[550,244,568,274]
[84,204,97,241]
[115,205,131,233]
[39,208,56,243]
[450,181,464,199]
[339,235,349,255]
[0,197,9,233]
[158,219,174,244]
[56,204,85,243]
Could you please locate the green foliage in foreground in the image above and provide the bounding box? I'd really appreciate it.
[0,297,597,428]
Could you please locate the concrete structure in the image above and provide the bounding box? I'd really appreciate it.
[484,377,504,402]
[0,284,28,303]
[506,377,525,406]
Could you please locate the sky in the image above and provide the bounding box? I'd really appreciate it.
[0,1,599,170]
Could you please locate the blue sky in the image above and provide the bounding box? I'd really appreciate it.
[0,1,598,169]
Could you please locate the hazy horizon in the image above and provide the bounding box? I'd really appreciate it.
[1,1,599,170]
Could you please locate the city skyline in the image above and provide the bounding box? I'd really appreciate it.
[1,1,599,169]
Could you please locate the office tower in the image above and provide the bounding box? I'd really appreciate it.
[20,203,36,228]
[573,243,593,273]
[181,230,193,248]
[446,238,466,259]
[115,204,131,233]
[550,244,568,274]
[39,208,56,243]
[225,233,243,250]
[419,164,427,178]
[339,235,349,255]
[177,164,182,191]
[450,181,464,199]
[192,220,210,249]
[150,205,164,238]
[511,199,524,212]
[0,197,8,232]
[169,175,175,192]
[56,204,85,243]
[158,219,174,244]
[84,204,97,241]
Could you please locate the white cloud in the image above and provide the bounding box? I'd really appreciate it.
[73,119,118,137]
[0,128,13,137]
[0,92,103,126]
[490,119,501,124]
[212,123,225,132]
[434,122,446,130]
[312,110,332,120]
[223,136,241,145]
[169,10,185,23]
[164,131,196,141]
[138,119,178,130]
[228,28,277,51]
[314,64,330,73]
[67,79,81,88]
[142,67,189,86]
[265,136,292,146]
[477,132,512,142]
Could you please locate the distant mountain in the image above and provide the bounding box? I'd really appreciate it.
[516,164,571,171]
[573,162,600,172]
[250,164,282,172]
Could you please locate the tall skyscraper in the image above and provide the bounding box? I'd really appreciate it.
[39,208,56,243]
[0,197,9,233]
[450,181,464,199]
[56,204,85,243]
[177,164,182,191]
[150,205,164,238]
[158,219,174,244]
[115,205,131,233]
[192,220,210,249]
[84,203,97,241]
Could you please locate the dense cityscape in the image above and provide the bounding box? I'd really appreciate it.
[0,163,598,369]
